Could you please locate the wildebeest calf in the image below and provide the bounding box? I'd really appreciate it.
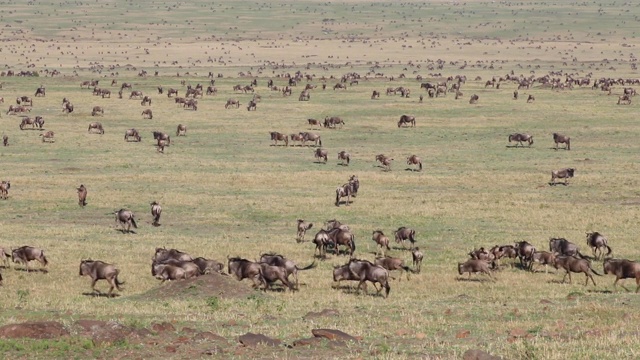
[79,259,124,296]
[458,259,494,280]
[411,247,424,273]
[374,256,412,281]
[530,251,556,273]
[348,259,391,298]
[551,168,575,185]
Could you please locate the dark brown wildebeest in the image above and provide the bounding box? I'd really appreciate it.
[290,133,304,146]
[11,246,48,271]
[0,181,10,200]
[469,94,479,104]
[100,89,111,98]
[129,90,143,99]
[301,132,322,146]
[375,256,412,281]
[157,86,163,94]
[603,258,640,292]
[376,154,393,171]
[111,79,117,87]
[79,259,124,296]
[296,219,313,242]
[206,86,217,95]
[513,90,519,100]
[337,151,350,166]
[2,135,7,146]
[19,116,44,130]
[167,88,178,97]
[142,109,153,119]
[335,180,357,207]
[394,227,416,249]
[333,263,361,288]
[347,259,391,298]
[530,251,556,273]
[225,98,240,108]
[397,114,416,128]
[124,128,141,142]
[508,133,533,147]
[193,257,224,275]
[247,100,257,111]
[550,168,575,185]
[156,139,168,153]
[617,94,631,105]
[307,118,323,129]
[114,209,137,233]
[270,131,288,146]
[227,257,265,289]
[458,259,494,280]
[176,124,187,136]
[549,237,584,258]
[406,155,422,171]
[333,83,347,90]
[150,201,162,226]
[553,255,600,286]
[62,101,73,113]
[153,248,193,263]
[259,253,316,289]
[312,229,331,258]
[412,248,424,273]
[323,116,344,129]
[152,263,187,283]
[298,90,310,101]
[372,230,391,256]
[325,227,356,256]
[553,133,570,150]
[585,232,612,259]
[16,96,33,106]
[34,86,45,97]
[515,241,536,269]
[91,106,104,116]
[141,96,152,106]
[371,90,380,99]
[77,184,87,207]
[40,131,55,143]
[527,94,535,103]
[88,122,104,134]
[153,131,171,146]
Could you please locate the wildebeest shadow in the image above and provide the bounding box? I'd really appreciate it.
[115,229,137,234]
[313,161,327,165]
[82,292,120,298]
[13,268,48,273]
[547,279,567,284]
[332,284,385,297]
[505,145,533,149]
[455,276,494,282]
[337,163,349,167]
[587,289,613,294]
[549,182,569,186]
[404,168,421,172]
[335,200,352,206]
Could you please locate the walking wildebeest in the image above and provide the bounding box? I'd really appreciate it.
[553,255,600,286]
[300,132,322,146]
[412,248,424,273]
[88,122,104,134]
[153,131,171,146]
[79,259,124,296]
[142,109,153,119]
[247,100,257,111]
[348,259,391,298]
[176,124,187,136]
[314,148,328,163]
[371,90,380,99]
[394,227,416,248]
[114,209,137,233]
[325,227,356,256]
[296,219,313,242]
[603,258,640,292]
[527,94,535,103]
[307,118,322,129]
[458,259,494,280]
[77,184,87,207]
[227,257,264,289]
[375,256,412,281]
[550,168,575,185]
[0,181,10,200]
[335,179,357,207]
[372,230,391,256]
[40,131,55,143]
[585,232,612,259]
[397,114,416,128]
[91,106,104,116]
[150,201,162,226]
[553,133,570,150]
[337,151,350,166]
[406,155,422,171]
[549,238,584,258]
[259,253,316,289]
[124,128,141,142]
[35,86,45,97]
[270,131,288,146]
[11,246,48,271]
[141,96,152,106]
[19,116,44,130]
[323,116,344,129]
[508,133,533,147]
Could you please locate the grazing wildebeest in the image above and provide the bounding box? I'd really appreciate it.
[225,98,240,108]
[348,259,391,298]
[259,253,316,289]
[88,122,104,134]
[397,114,416,128]
[296,219,313,242]
[508,133,533,147]
[617,94,631,105]
[227,257,265,289]
[394,227,416,248]
[79,259,124,296]
[167,88,178,97]
[469,94,479,104]
[371,90,380,99]
[553,255,600,286]
[376,154,393,171]
[550,168,575,185]
[101,89,111,98]
[77,184,87,207]
[301,132,322,146]
[35,86,45,97]
[335,179,358,207]
[129,90,143,99]
[91,106,104,116]
[458,259,494,280]
[142,109,153,119]
[114,209,137,233]
[62,101,74,113]
[11,246,48,271]
[298,90,310,101]
[150,201,162,226]
[333,83,347,90]
[141,96,152,106]
[40,131,55,143]
[323,116,344,129]
[603,258,640,292]
[515,241,536,269]
[17,96,33,106]
[247,100,257,111]
[206,86,217,95]
[270,131,288,146]
[193,257,224,274]
[585,232,612,260]
[412,248,424,273]
[549,238,584,258]
[156,139,167,153]
[19,116,44,130]
[176,124,187,136]
[153,131,171,146]
[406,155,422,171]
[307,118,322,129]
[530,251,556,273]
[553,133,570,150]
[152,263,187,283]
[375,256,412,281]
[0,181,10,200]
[527,94,535,103]
[153,247,193,263]
[337,151,350,166]
[372,230,391,256]
[2,135,7,146]
[124,128,141,142]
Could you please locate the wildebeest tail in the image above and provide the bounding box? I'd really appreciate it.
[591,266,602,276]
[296,261,317,271]
[318,138,322,146]
[409,230,416,243]
[384,281,391,298]
[350,234,356,256]
[402,265,415,274]
[335,188,341,206]
[42,252,49,267]
[115,270,125,290]
[130,215,138,228]
[605,245,612,256]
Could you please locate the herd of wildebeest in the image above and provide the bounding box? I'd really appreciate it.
[0,67,640,298]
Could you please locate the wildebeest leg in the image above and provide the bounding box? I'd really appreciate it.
[91,278,99,293]
[587,272,596,286]
[562,270,568,283]
[635,277,640,293]
[356,279,367,295]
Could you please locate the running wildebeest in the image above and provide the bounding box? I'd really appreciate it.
[397,114,416,128]
[553,133,570,150]
[124,128,141,142]
[296,219,313,242]
[585,232,612,260]
[412,248,424,273]
[508,133,533,147]
[77,184,87,207]
[114,209,137,233]
[406,155,422,171]
[79,259,124,296]
[550,168,575,185]
[176,124,187,136]
[88,122,104,134]
[150,201,162,226]
[142,109,153,119]
[91,106,104,116]
[257,262,294,291]
[324,227,356,256]
[332,263,362,288]
[372,230,391,256]
[549,238,584,258]
[270,131,288,146]
[375,256,412,281]
[40,131,55,143]
[530,251,556,273]
[603,258,640,293]
[337,151,350,166]
[0,181,10,200]
[553,255,600,286]
[376,154,393,171]
[458,259,494,280]
[11,246,48,272]
[347,258,391,298]
[394,227,416,248]
[259,253,316,289]
[227,257,265,289]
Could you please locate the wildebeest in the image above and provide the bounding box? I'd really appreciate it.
[16,96,33,106]
[153,247,193,263]
[167,88,178,97]
[270,131,288,146]
[34,86,45,97]
[333,83,347,90]
[156,139,167,153]
[553,255,600,286]
[227,257,264,289]
[0,181,10,200]
[324,227,356,256]
[100,89,111,98]
[530,251,556,273]
[2,135,7,146]
[335,179,358,207]
[142,109,153,119]
[11,246,48,271]
[247,100,257,111]
[527,94,535,103]
[508,133,533,147]
[301,132,322,146]
[114,209,137,233]
[79,259,124,296]
[490,245,518,263]
[550,168,575,185]
[323,116,344,129]
[193,257,224,274]
[397,114,416,128]
[412,248,424,273]
[129,90,143,99]
[552,133,570,150]
[7,105,31,115]
[40,131,55,143]
[176,124,187,136]
[406,155,422,171]
[91,106,104,116]
[515,241,536,269]
[153,131,171,146]
[225,98,240,108]
[603,258,640,292]
[468,247,494,262]
[457,259,494,280]
[394,227,416,248]
[585,232,612,259]
[349,259,391,297]
[152,263,187,283]
[88,122,104,134]
[290,133,305,146]
[332,263,361,288]
[150,201,162,226]
[549,238,584,258]
[124,128,141,142]
[337,151,350,166]
[372,230,391,256]
[141,96,152,106]
[371,90,380,99]
[376,154,393,171]
[375,256,412,281]
[298,90,310,101]
[617,94,631,105]
[0,247,9,268]
[259,253,316,289]
[77,184,87,207]
[19,116,44,130]
[62,102,74,113]
[296,219,313,242]
[307,118,322,129]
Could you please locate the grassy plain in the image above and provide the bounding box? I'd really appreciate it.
[0,0,640,359]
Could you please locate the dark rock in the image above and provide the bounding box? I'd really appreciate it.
[151,322,176,333]
[194,331,227,342]
[312,329,359,342]
[0,321,69,339]
[238,332,281,347]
